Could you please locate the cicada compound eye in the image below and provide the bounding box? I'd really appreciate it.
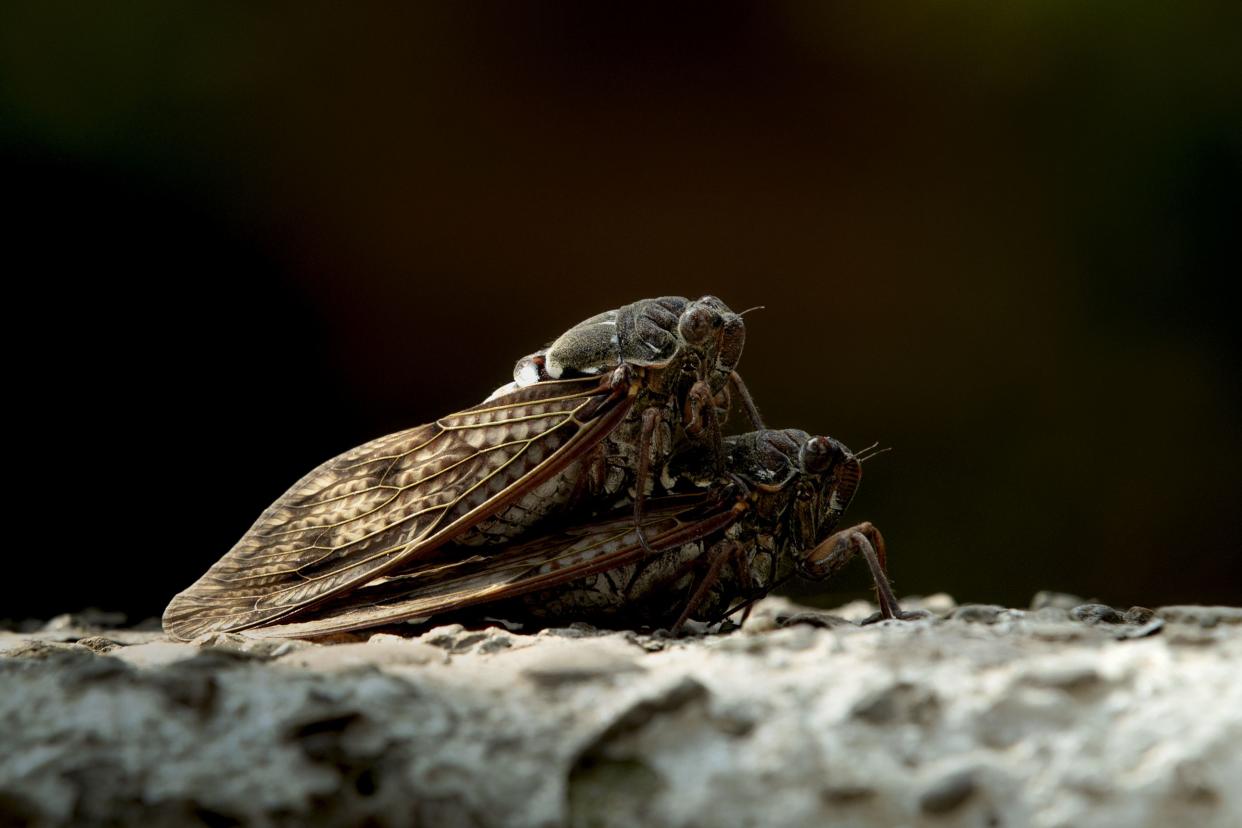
[677,304,722,346]
[800,436,844,475]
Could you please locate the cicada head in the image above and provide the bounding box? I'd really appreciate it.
[797,434,861,535]
[728,429,861,557]
[687,295,746,391]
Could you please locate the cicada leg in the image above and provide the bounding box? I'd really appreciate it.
[732,550,758,627]
[672,538,743,632]
[728,370,765,430]
[683,380,725,475]
[634,376,733,557]
[567,441,611,511]
[798,522,924,622]
[633,406,665,555]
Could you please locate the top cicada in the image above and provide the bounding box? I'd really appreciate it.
[163,296,761,640]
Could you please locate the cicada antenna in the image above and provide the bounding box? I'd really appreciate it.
[855,443,892,464]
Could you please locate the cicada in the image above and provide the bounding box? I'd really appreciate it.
[164,296,761,641]
[190,429,911,639]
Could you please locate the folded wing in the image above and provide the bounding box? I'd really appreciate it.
[241,494,742,638]
[163,376,633,640]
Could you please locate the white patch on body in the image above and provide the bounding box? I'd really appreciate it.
[484,381,520,402]
[514,358,543,386]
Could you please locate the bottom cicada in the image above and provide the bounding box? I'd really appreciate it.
[245,429,914,638]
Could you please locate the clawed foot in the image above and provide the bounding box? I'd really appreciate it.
[860,608,931,625]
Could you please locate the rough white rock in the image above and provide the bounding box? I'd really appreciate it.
[1,596,1239,827]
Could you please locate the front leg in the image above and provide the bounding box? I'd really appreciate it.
[728,370,765,429]
[672,538,741,632]
[796,522,924,622]
[683,379,725,476]
[632,406,665,554]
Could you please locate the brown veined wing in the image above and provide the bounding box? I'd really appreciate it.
[233,493,745,639]
[163,374,636,641]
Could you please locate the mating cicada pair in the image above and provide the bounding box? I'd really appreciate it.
[164,297,911,640]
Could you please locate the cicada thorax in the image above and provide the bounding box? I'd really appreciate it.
[534,296,735,381]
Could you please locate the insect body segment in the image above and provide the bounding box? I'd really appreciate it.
[528,296,729,379]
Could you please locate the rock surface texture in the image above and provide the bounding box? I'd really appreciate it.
[2,595,1240,828]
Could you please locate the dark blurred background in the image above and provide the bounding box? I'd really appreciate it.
[4,3,1239,621]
